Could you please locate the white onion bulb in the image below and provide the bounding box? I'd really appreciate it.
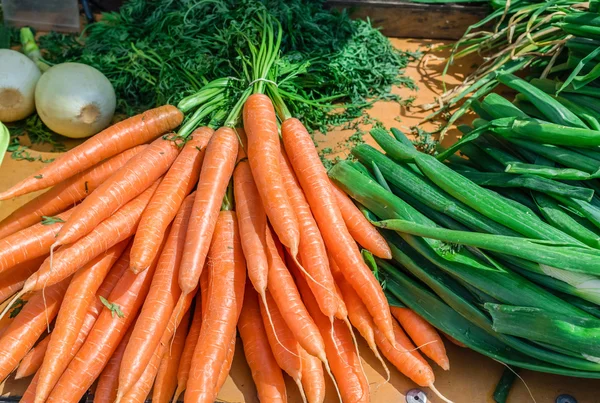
[0,49,41,122]
[35,62,116,139]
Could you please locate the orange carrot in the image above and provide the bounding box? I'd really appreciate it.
[265,229,326,362]
[178,127,238,295]
[390,306,449,370]
[0,209,73,273]
[185,210,246,403]
[0,146,145,240]
[282,117,395,344]
[239,285,287,403]
[300,347,325,403]
[130,127,214,272]
[243,94,300,256]
[330,181,391,259]
[0,105,183,200]
[15,333,51,379]
[0,256,46,305]
[34,241,129,402]
[45,235,166,403]
[94,325,134,403]
[0,276,71,382]
[24,181,159,293]
[443,332,466,348]
[56,138,180,246]
[20,370,39,403]
[294,266,368,403]
[215,334,236,392]
[174,296,203,401]
[259,291,304,398]
[117,194,194,399]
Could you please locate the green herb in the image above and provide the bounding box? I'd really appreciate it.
[99,296,125,318]
[410,126,438,155]
[34,175,43,179]
[9,298,27,318]
[41,216,65,225]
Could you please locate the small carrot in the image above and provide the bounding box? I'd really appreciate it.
[55,137,180,246]
[0,105,183,200]
[0,209,73,274]
[94,325,135,403]
[178,127,238,295]
[0,276,71,382]
[0,256,46,305]
[390,306,449,370]
[130,127,213,272]
[117,194,194,399]
[24,181,159,293]
[0,146,145,240]
[173,296,202,402]
[243,94,300,256]
[15,333,51,379]
[185,210,246,403]
[300,347,325,403]
[330,181,391,259]
[282,117,395,344]
[19,369,39,403]
[45,234,166,403]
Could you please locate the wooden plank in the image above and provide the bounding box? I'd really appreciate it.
[327,0,489,39]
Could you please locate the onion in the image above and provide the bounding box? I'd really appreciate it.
[35,62,116,139]
[0,49,41,122]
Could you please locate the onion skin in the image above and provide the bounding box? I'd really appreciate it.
[0,49,41,122]
[35,62,116,139]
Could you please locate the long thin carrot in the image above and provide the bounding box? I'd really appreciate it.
[0,105,183,200]
[259,291,305,400]
[215,334,236,392]
[243,94,300,256]
[0,256,46,305]
[15,333,51,379]
[19,369,39,403]
[0,276,71,382]
[94,325,135,403]
[390,306,450,370]
[279,151,337,319]
[117,194,194,399]
[130,127,213,272]
[55,138,179,246]
[185,210,246,403]
[0,209,73,273]
[178,127,238,295]
[239,285,287,403]
[300,347,325,403]
[330,181,392,259]
[282,117,395,344]
[173,296,202,402]
[0,146,145,240]
[45,235,166,403]
[23,181,159,293]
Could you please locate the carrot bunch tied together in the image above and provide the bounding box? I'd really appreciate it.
[0,14,452,403]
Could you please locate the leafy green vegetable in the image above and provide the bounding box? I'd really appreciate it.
[41,216,65,225]
[99,296,125,318]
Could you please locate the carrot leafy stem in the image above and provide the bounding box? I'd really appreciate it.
[99,296,125,318]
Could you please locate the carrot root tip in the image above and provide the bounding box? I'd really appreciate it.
[429,383,454,403]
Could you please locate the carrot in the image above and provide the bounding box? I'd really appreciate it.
[130,127,214,272]
[178,127,238,295]
[238,285,287,403]
[259,291,305,399]
[330,181,391,259]
[374,319,435,388]
[20,370,39,403]
[243,94,300,256]
[0,146,145,240]
[55,138,179,246]
[153,309,190,403]
[265,229,326,362]
[390,306,449,370]
[117,194,194,399]
[0,276,71,382]
[174,296,203,401]
[24,181,159,293]
[34,241,129,402]
[300,347,325,403]
[281,117,395,344]
[0,256,46,305]
[185,210,246,403]
[279,151,337,319]
[0,209,73,274]
[0,105,183,200]
[215,334,236,392]
[443,332,466,348]
[94,325,134,403]
[45,235,166,403]
[15,333,51,379]
[294,265,368,403]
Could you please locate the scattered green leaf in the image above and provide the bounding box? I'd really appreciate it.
[99,296,125,318]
